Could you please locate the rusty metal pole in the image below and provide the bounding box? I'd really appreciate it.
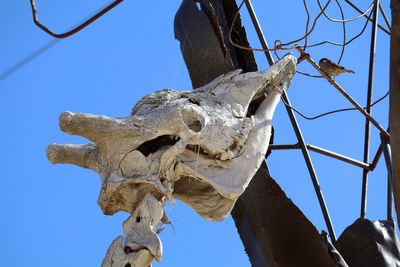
[380,132,394,221]
[360,0,380,219]
[389,0,400,226]
[244,0,337,243]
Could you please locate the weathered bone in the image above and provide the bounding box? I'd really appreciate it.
[101,236,153,267]
[47,54,297,266]
[101,193,163,267]
[47,143,99,171]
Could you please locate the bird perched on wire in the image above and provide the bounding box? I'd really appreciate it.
[319,58,355,77]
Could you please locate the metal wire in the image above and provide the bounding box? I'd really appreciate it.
[229,0,381,82]
[29,0,124,38]
[279,0,333,48]
[230,0,378,54]
[306,9,373,48]
[294,0,346,78]
[295,46,389,138]
[0,1,123,81]
[302,0,311,50]
[335,0,346,64]
[343,0,390,35]
[281,90,389,121]
[229,0,333,52]
[317,0,374,23]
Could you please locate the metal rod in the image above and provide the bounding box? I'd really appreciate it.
[269,144,370,169]
[244,0,337,243]
[343,0,390,35]
[379,3,392,31]
[387,173,393,221]
[243,0,274,66]
[306,144,370,169]
[282,93,337,243]
[369,144,383,171]
[268,144,300,150]
[281,95,337,242]
[381,133,394,221]
[361,0,380,219]
[295,47,389,140]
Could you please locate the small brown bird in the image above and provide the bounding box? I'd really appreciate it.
[319,58,355,77]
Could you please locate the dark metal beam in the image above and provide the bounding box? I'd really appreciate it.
[389,0,400,227]
[244,0,336,243]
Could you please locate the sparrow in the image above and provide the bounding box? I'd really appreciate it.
[319,58,355,77]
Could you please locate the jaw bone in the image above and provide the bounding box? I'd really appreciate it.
[47,54,297,266]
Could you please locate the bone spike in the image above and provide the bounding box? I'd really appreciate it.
[46,143,99,171]
[59,111,135,143]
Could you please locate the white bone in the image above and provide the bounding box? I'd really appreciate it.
[101,193,163,267]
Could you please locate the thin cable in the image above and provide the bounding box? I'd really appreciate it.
[296,70,323,78]
[30,0,124,38]
[281,90,389,121]
[335,0,346,64]
[305,9,372,48]
[295,0,346,79]
[230,0,370,58]
[229,0,333,52]
[343,0,390,35]
[303,0,311,50]
[278,0,332,48]
[296,0,346,77]
[0,39,59,81]
[317,0,374,22]
[1,2,120,81]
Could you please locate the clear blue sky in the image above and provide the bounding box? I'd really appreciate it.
[0,0,393,266]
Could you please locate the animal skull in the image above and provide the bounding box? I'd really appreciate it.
[47,54,297,266]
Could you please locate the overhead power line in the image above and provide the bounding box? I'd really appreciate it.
[0,39,59,81]
[1,0,123,81]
